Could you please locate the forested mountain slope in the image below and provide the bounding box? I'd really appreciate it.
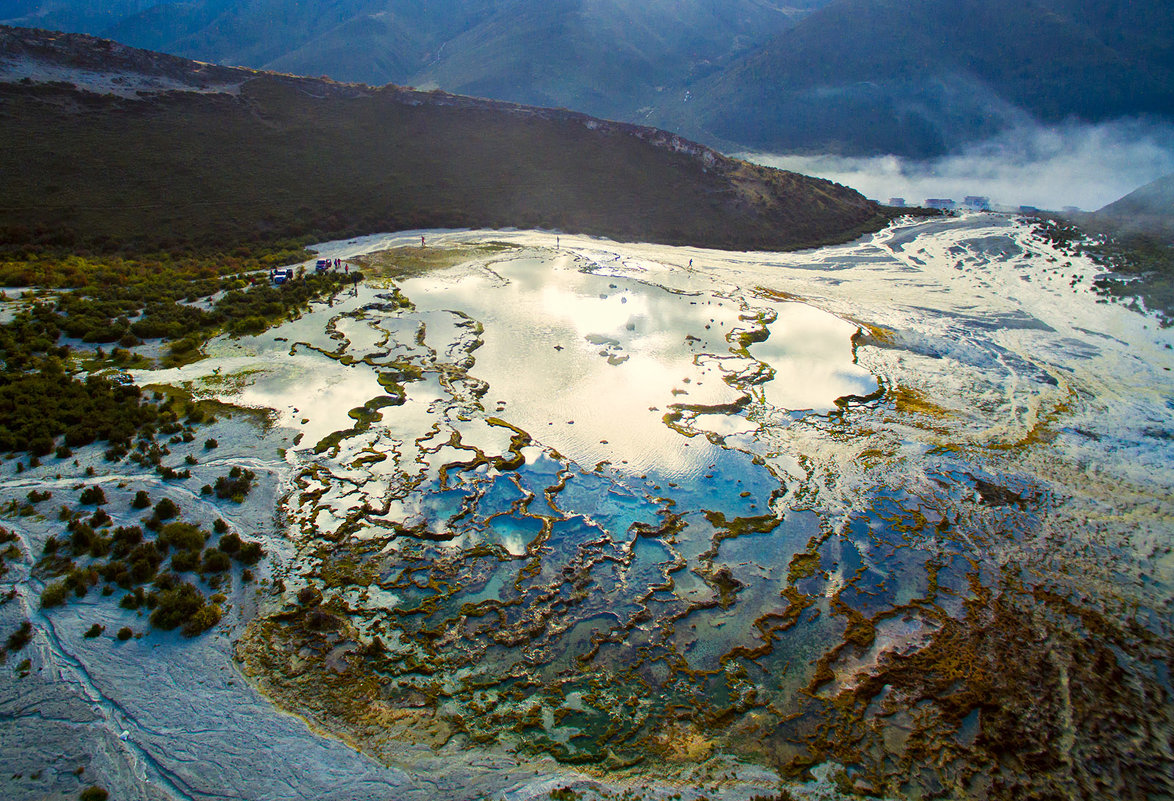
[0,25,891,253]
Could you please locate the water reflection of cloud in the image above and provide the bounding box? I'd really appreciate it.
[400,255,873,478]
[752,303,877,410]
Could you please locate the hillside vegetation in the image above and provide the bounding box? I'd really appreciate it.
[0,26,890,255]
[1049,174,1174,323]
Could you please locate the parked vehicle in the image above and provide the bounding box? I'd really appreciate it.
[315,258,330,272]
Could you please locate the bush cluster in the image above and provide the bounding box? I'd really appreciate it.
[213,467,256,502]
[78,486,106,505]
[40,270,351,358]
[0,250,350,460]
[0,360,162,455]
[37,497,265,638]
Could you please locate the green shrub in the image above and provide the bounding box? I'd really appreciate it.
[69,522,95,551]
[116,626,133,641]
[110,525,143,557]
[170,549,200,572]
[78,485,106,505]
[83,623,103,638]
[237,541,264,564]
[131,490,151,509]
[41,581,69,607]
[80,786,108,801]
[201,548,231,573]
[149,580,206,631]
[128,542,162,583]
[87,534,111,559]
[158,521,206,552]
[153,497,179,519]
[182,604,221,637]
[99,558,127,583]
[214,466,255,502]
[6,621,32,651]
[66,567,98,597]
[229,315,269,336]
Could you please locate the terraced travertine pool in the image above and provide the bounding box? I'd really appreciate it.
[57,214,1174,799]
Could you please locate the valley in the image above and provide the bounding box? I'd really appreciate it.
[3,216,1171,800]
[0,16,1171,801]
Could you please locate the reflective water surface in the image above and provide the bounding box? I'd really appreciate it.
[155,219,1174,799]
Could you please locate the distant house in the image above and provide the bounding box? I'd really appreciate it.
[888,197,906,207]
[962,196,991,210]
[926,198,956,210]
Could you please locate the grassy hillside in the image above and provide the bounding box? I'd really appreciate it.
[8,1,820,130]
[0,27,892,254]
[1040,175,1174,325]
[1095,173,1174,222]
[7,1,1172,158]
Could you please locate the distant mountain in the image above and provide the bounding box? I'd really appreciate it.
[4,0,1170,158]
[1,0,825,122]
[0,25,891,253]
[660,0,1174,156]
[101,0,455,81]
[408,0,822,122]
[0,0,165,36]
[1097,174,1174,219]
[1088,173,1174,240]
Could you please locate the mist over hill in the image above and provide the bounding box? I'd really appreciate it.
[663,0,1174,158]
[1098,173,1174,219]
[1085,172,1174,242]
[747,119,1174,213]
[0,25,891,254]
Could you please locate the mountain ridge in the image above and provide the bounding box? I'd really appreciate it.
[0,25,893,254]
[1086,173,1174,241]
[4,0,1170,158]
[1097,174,1174,219]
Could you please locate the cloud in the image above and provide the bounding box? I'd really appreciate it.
[741,119,1174,212]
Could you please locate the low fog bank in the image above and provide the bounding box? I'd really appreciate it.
[742,120,1174,212]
